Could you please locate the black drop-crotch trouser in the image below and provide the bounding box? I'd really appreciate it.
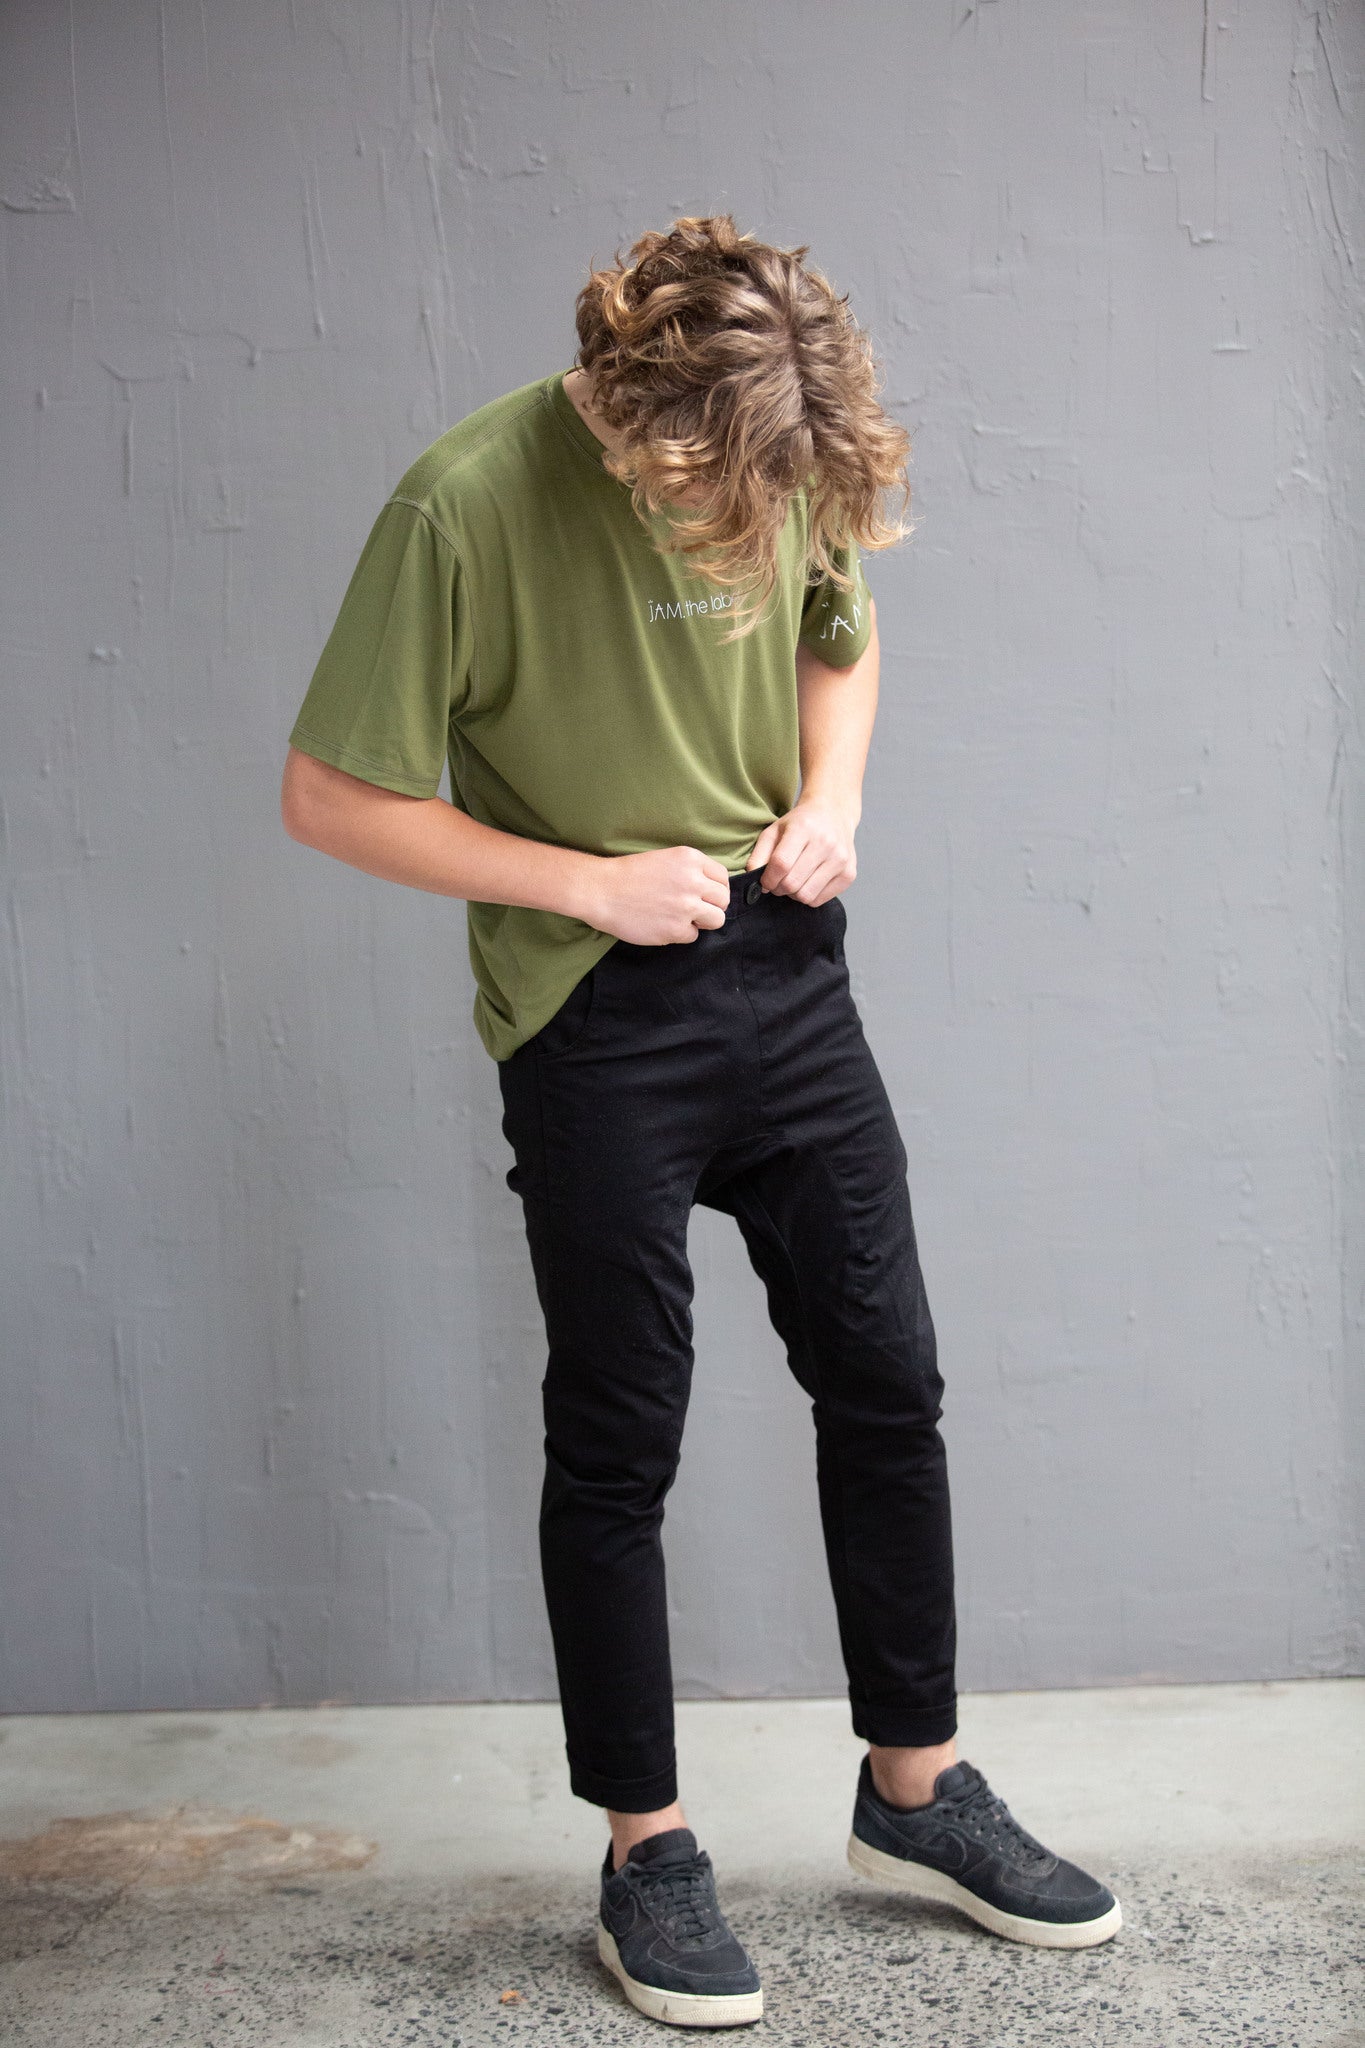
[496,865,957,1812]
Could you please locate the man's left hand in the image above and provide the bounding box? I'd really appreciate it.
[745,798,858,907]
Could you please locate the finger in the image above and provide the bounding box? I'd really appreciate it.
[697,851,731,884]
[782,831,844,900]
[794,858,844,906]
[779,845,829,899]
[746,822,778,871]
[760,835,810,895]
[808,866,850,907]
[804,853,851,903]
[691,903,728,932]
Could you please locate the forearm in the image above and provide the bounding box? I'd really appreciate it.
[745,607,880,902]
[281,747,602,922]
[795,607,880,822]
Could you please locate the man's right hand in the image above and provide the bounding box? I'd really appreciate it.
[281,750,734,944]
[588,845,732,945]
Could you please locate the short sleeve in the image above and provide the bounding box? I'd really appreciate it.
[288,498,475,799]
[798,542,873,668]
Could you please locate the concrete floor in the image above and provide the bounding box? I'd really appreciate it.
[1,1681,1361,2046]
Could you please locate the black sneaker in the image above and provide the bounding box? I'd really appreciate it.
[597,1826,763,2027]
[847,1756,1122,1949]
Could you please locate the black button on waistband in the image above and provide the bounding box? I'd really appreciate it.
[744,878,763,905]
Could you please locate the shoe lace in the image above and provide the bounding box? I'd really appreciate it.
[638,1858,719,1943]
[945,1771,1051,1867]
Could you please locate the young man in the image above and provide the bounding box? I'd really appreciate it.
[282,215,1121,2029]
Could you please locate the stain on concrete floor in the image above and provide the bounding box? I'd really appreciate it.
[1,1851,1360,2045]
[0,1805,376,1888]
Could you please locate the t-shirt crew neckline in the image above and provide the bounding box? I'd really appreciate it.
[547,369,623,474]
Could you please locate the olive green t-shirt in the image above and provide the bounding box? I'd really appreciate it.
[288,371,874,1060]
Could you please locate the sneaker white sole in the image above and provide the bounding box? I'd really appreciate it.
[846,1833,1123,1950]
[597,1923,764,2027]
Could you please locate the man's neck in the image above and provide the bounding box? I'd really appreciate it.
[562,367,627,457]
[562,368,714,517]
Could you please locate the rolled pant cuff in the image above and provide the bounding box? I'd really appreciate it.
[851,1698,959,1748]
[568,1754,679,1813]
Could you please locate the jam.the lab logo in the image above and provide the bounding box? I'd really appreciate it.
[646,592,736,624]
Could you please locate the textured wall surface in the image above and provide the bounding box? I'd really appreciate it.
[1,0,1360,1713]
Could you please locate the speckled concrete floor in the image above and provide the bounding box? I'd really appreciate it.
[2,1683,1361,2045]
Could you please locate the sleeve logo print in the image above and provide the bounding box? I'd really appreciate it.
[815,594,863,643]
[810,559,867,645]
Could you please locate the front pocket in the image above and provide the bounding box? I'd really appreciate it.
[531,965,598,1060]
[810,892,848,963]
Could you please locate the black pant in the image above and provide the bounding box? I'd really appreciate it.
[497,865,957,1811]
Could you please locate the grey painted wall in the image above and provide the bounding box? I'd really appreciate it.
[2,0,1360,1714]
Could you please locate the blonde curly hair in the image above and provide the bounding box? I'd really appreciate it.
[573,213,912,638]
